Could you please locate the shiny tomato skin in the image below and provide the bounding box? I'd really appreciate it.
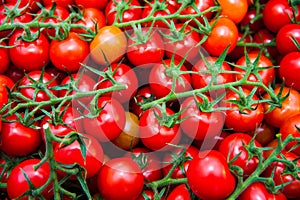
[276,24,300,55]
[202,17,238,56]
[167,184,192,200]
[219,0,248,23]
[97,157,144,200]
[50,32,89,72]
[7,159,52,200]
[279,52,300,90]
[238,182,287,200]
[263,87,300,128]
[75,0,109,10]
[9,30,49,71]
[0,43,10,74]
[280,114,300,155]
[187,150,236,199]
[240,9,265,32]
[90,26,127,65]
[6,0,41,11]
[218,133,262,176]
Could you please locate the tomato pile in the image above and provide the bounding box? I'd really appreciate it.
[0,0,300,199]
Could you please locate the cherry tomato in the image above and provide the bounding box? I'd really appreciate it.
[280,114,300,155]
[228,33,252,61]
[97,157,144,200]
[90,26,127,65]
[253,29,279,59]
[187,150,236,199]
[167,184,192,200]
[0,74,13,107]
[75,0,109,10]
[276,24,300,55]
[4,65,24,83]
[7,159,52,200]
[50,32,89,72]
[9,30,49,71]
[248,122,276,146]
[136,190,155,200]
[219,0,248,23]
[263,87,300,128]
[6,0,41,12]
[279,52,300,90]
[43,0,74,8]
[54,134,104,178]
[0,43,10,74]
[202,17,238,56]
[240,9,265,32]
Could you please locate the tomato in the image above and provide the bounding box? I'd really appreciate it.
[136,190,155,200]
[238,182,287,200]
[97,157,144,200]
[224,88,264,132]
[253,29,279,59]
[279,52,300,90]
[149,59,191,99]
[192,56,233,96]
[234,52,275,94]
[83,97,126,142]
[7,159,52,200]
[263,0,300,33]
[280,114,300,155]
[4,65,24,83]
[202,17,238,56]
[0,74,13,108]
[5,0,41,12]
[43,0,74,8]
[219,0,248,23]
[263,87,300,128]
[276,24,300,55]
[90,26,127,65]
[228,33,252,61]
[112,112,140,150]
[0,43,10,74]
[240,9,265,32]
[187,150,236,199]
[218,133,262,176]
[263,151,300,199]
[126,28,165,68]
[75,0,109,10]
[97,63,138,103]
[139,107,181,151]
[19,70,58,103]
[164,24,201,63]
[74,8,106,34]
[0,158,8,187]
[50,32,89,72]
[180,96,225,140]
[105,0,142,26]
[54,134,103,178]
[248,122,276,146]
[167,184,192,200]
[9,30,49,71]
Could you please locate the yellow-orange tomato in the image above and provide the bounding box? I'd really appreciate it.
[90,26,127,65]
[219,0,248,24]
[112,112,139,150]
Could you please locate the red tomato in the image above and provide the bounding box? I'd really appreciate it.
[218,133,262,176]
[83,97,126,142]
[202,17,238,56]
[127,28,165,68]
[280,114,300,155]
[136,190,155,200]
[240,9,265,32]
[90,26,127,65]
[180,96,225,140]
[219,0,248,23]
[263,87,300,128]
[139,107,181,150]
[97,157,144,200]
[9,30,49,71]
[50,32,89,72]
[5,0,41,11]
[167,184,192,200]
[97,63,138,103]
[54,134,104,178]
[149,59,191,99]
[0,43,10,74]
[279,52,300,90]
[75,0,109,10]
[0,74,13,107]
[228,33,252,61]
[7,159,52,200]
[276,24,300,55]
[224,88,264,132]
[43,0,74,8]
[187,150,236,199]
[253,29,279,59]
[238,182,287,200]
[4,65,24,83]
[248,122,276,146]
[263,0,300,32]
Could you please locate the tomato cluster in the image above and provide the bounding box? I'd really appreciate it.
[0,0,300,199]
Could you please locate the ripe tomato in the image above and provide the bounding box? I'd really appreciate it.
[276,24,300,55]
[4,65,24,83]
[248,122,276,146]
[136,190,155,200]
[240,9,264,32]
[90,26,127,65]
[54,134,104,178]
[5,0,41,12]
[50,32,89,72]
[9,30,49,71]
[202,17,238,56]
[253,29,279,59]
[97,63,138,103]
[149,59,191,99]
[180,96,225,140]
[75,0,109,10]
[280,114,300,155]
[0,74,13,107]
[0,114,41,156]
[0,43,10,74]
[238,182,287,200]
[224,88,264,132]
[139,107,181,151]
[279,52,300,90]
[167,184,192,200]
[43,0,74,8]
[218,133,262,176]
[187,150,236,199]
[263,87,300,128]
[97,157,144,200]
[83,97,126,142]
[7,159,52,200]
[127,28,165,68]
[219,0,248,23]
